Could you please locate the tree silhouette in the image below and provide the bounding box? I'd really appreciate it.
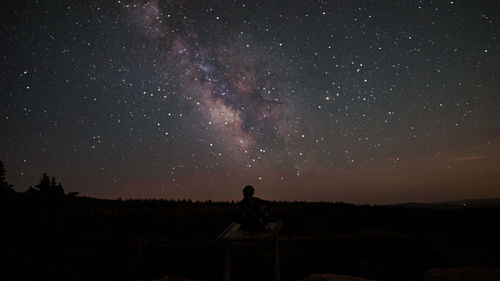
[35,172,64,195]
[0,160,14,194]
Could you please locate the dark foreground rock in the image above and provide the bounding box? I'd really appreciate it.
[142,276,204,281]
[299,273,379,281]
[425,267,500,281]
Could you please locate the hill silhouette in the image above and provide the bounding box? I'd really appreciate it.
[2,193,500,281]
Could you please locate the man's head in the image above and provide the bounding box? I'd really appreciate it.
[243,185,255,199]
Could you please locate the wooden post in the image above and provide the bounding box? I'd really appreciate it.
[218,221,282,281]
[274,238,280,281]
[224,245,231,281]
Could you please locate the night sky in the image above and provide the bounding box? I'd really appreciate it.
[1,0,499,203]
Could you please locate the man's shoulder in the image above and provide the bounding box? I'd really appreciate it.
[254,197,269,204]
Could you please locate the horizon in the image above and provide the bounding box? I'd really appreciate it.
[1,0,499,204]
[6,177,500,206]
[7,168,500,205]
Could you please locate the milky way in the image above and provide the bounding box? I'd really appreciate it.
[1,0,499,203]
[129,1,304,165]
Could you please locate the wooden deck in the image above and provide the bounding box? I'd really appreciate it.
[217,221,282,242]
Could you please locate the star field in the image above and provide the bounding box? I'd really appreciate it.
[1,0,499,203]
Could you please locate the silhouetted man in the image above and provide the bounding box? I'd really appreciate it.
[239,185,270,232]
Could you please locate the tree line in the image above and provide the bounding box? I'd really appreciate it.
[0,160,77,197]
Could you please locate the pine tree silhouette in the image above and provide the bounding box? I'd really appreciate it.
[35,173,51,192]
[35,173,65,195]
[0,160,14,194]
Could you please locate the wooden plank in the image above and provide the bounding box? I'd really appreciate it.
[217,221,237,240]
